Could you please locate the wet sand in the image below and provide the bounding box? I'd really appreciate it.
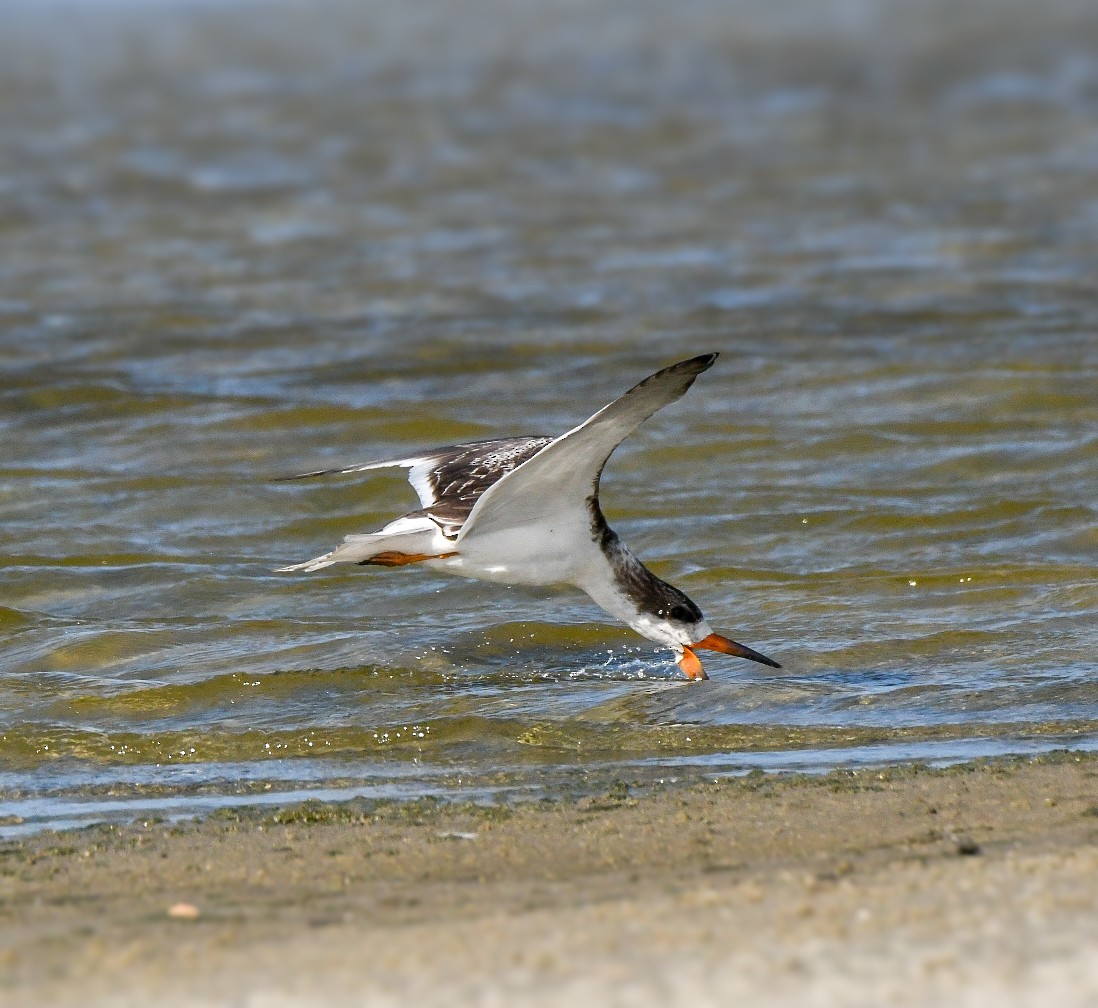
[3,754,1097,1007]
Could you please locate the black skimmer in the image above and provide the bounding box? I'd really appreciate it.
[276,354,780,680]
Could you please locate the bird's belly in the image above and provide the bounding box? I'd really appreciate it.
[424,527,589,586]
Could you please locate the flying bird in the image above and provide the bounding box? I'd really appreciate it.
[276,353,779,680]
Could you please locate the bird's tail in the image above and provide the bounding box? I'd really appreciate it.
[275,518,441,573]
[275,552,340,573]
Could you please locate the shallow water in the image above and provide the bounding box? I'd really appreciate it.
[1,0,1096,835]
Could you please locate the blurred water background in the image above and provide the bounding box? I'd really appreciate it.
[1,0,1096,836]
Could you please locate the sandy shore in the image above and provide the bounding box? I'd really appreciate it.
[2,754,1097,1007]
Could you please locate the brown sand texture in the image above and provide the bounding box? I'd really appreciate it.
[2,755,1097,1007]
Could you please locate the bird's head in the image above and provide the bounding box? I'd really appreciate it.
[630,584,781,681]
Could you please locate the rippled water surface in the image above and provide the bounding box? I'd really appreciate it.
[2,0,1096,835]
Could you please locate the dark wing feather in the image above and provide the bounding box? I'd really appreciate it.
[278,436,553,537]
[412,438,554,537]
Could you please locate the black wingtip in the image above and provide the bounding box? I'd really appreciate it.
[651,353,718,383]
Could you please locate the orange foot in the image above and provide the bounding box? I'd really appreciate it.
[677,646,709,681]
[360,550,458,567]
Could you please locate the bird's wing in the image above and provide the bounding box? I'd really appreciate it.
[277,437,553,513]
[457,354,718,542]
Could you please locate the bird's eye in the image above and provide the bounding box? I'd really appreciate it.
[668,604,695,623]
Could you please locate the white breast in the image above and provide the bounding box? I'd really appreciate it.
[424,511,598,586]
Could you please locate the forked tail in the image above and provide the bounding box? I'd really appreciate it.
[275,515,445,573]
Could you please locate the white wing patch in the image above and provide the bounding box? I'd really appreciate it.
[405,460,441,507]
[277,453,460,507]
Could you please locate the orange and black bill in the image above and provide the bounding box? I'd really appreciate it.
[678,633,781,681]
